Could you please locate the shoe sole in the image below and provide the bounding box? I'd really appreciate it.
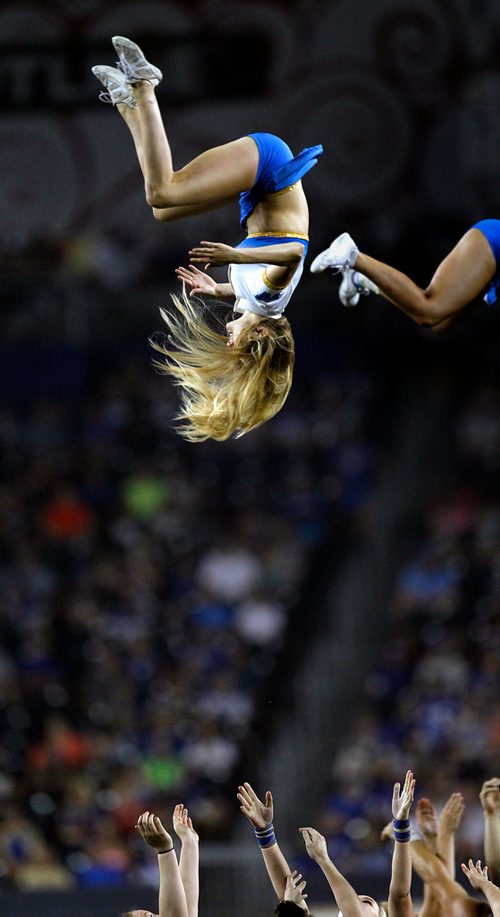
[310,241,357,274]
[91,65,138,107]
[310,251,337,273]
[341,295,360,307]
[112,35,163,83]
[339,272,380,306]
[339,273,359,307]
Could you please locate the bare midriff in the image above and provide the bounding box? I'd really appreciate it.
[246,181,309,238]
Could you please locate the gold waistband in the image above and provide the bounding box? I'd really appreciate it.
[269,183,298,196]
[246,231,309,241]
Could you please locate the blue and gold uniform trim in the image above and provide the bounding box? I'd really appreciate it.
[237,233,309,258]
[262,269,291,292]
[268,183,297,196]
[245,231,309,241]
[234,231,308,301]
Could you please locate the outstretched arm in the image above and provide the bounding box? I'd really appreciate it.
[173,804,199,917]
[437,792,464,879]
[135,811,188,917]
[388,770,416,917]
[237,782,293,902]
[299,826,365,917]
[189,241,305,268]
[480,778,500,884]
[175,264,234,299]
[462,859,500,917]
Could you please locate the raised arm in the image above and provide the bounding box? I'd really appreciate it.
[437,792,464,879]
[461,859,500,917]
[173,804,199,917]
[299,826,365,917]
[135,811,188,917]
[388,770,416,917]
[237,781,293,903]
[480,778,500,884]
[189,240,305,268]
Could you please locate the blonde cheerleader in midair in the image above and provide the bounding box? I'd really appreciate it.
[92,38,323,441]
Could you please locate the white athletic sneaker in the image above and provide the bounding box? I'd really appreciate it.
[310,232,359,274]
[91,65,138,108]
[339,269,380,308]
[112,36,163,87]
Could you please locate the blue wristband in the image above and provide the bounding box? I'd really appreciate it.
[255,823,276,848]
[393,817,411,843]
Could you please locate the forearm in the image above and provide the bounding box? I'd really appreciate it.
[214,282,235,299]
[437,829,455,878]
[152,200,219,222]
[158,850,189,917]
[410,840,460,896]
[484,814,500,884]
[236,243,304,266]
[316,856,365,917]
[179,841,199,917]
[481,880,500,917]
[261,842,292,900]
[389,842,413,917]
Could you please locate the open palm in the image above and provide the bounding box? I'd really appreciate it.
[237,782,273,829]
[392,770,416,820]
[176,264,218,296]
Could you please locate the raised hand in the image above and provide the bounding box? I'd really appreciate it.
[299,826,329,863]
[173,803,199,844]
[439,792,465,836]
[176,264,219,296]
[237,782,273,829]
[284,871,308,907]
[392,770,416,821]
[135,811,173,853]
[480,779,500,815]
[189,241,238,267]
[461,859,491,890]
[415,797,438,854]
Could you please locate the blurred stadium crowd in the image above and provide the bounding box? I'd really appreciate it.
[0,342,376,890]
[2,315,499,897]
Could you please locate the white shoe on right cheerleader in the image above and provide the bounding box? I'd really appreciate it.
[339,269,380,307]
[310,232,359,274]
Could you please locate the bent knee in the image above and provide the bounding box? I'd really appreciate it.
[146,186,171,208]
[414,290,451,328]
[146,171,184,209]
[152,206,174,222]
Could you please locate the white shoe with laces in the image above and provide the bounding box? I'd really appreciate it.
[310,232,359,274]
[112,36,163,87]
[91,65,138,108]
[339,269,380,307]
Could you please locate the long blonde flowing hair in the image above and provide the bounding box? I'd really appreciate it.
[151,289,295,442]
